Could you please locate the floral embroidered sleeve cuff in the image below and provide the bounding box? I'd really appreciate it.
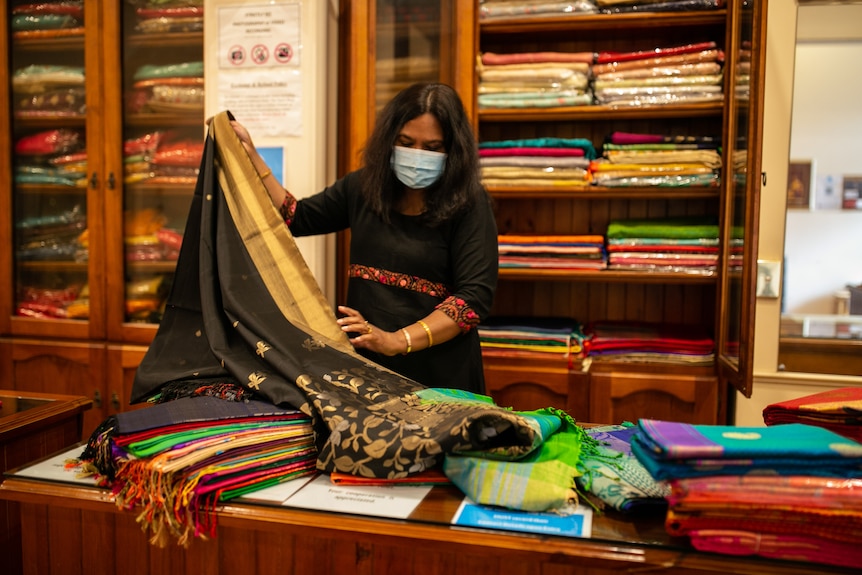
[278,194,298,226]
[436,296,481,332]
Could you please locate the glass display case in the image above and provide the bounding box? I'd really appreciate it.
[108,1,203,338]
[6,1,98,339]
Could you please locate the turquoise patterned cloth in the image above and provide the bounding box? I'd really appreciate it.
[576,424,669,512]
[632,419,862,480]
[430,388,600,512]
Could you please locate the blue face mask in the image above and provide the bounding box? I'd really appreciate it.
[390,146,447,189]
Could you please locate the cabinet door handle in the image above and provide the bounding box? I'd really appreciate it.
[108,172,116,190]
[111,392,121,411]
[89,172,98,189]
[762,171,767,186]
[93,389,102,408]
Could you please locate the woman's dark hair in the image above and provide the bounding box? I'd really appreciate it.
[359,82,486,226]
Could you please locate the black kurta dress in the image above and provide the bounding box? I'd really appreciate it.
[287,169,498,393]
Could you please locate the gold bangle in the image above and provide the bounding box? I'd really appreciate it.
[259,169,272,181]
[417,320,433,348]
[401,328,412,354]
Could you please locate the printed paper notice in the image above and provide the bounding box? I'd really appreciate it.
[218,69,302,137]
[13,444,98,487]
[219,3,301,69]
[283,474,433,519]
[452,499,593,538]
[239,473,316,504]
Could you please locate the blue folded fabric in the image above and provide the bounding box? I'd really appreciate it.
[632,419,862,480]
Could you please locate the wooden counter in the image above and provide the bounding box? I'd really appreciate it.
[0,470,854,575]
[0,390,92,575]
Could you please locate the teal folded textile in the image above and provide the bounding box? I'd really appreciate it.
[632,419,862,480]
[440,397,601,512]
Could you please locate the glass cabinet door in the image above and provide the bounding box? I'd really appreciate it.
[5,0,103,339]
[718,0,768,397]
[104,1,204,343]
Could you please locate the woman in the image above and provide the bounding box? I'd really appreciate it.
[229,82,498,394]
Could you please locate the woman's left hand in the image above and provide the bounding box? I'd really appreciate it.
[337,305,406,356]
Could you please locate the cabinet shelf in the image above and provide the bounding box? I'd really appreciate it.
[11,35,84,52]
[12,116,86,130]
[125,182,195,196]
[17,261,87,273]
[125,32,203,49]
[480,11,726,35]
[126,261,179,274]
[498,268,717,284]
[489,185,720,200]
[14,184,87,195]
[124,113,204,128]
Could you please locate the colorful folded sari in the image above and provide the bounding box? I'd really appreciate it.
[632,419,862,480]
[79,396,317,546]
[763,386,862,442]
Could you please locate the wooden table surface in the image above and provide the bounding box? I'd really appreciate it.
[0,468,855,575]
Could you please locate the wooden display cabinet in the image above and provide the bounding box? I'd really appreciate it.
[338,2,767,424]
[0,2,203,413]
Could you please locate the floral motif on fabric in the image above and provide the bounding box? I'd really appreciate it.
[436,295,481,332]
[349,264,450,300]
[293,365,536,479]
[279,195,298,225]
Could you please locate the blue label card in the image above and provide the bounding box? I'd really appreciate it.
[452,499,592,538]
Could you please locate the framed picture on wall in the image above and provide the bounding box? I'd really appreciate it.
[842,175,862,209]
[787,160,813,209]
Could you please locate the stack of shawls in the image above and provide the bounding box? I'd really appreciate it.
[632,419,862,569]
[583,320,714,366]
[479,316,586,362]
[79,396,318,546]
[596,0,723,14]
[576,424,670,512]
[477,51,594,109]
[479,0,598,20]
[128,61,204,115]
[437,389,602,511]
[591,131,721,188]
[498,234,607,270]
[605,216,725,275]
[480,137,596,188]
[763,386,862,442]
[593,41,724,107]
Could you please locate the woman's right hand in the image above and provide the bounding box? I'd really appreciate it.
[228,120,255,153]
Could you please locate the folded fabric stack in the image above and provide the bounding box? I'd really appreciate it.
[79,396,318,547]
[632,418,862,569]
[591,131,721,188]
[576,423,670,513]
[14,128,87,188]
[593,41,724,107]
[12,64,86,118]
[479,316,586,363]
[480,137,596,188]
[763,386,862,443]
[123,130,203,185]
[735,40,751,102]
[124,208,182,263]
[498,234,607,270]
[596,0,724,14]
[478,0,598,20]
[10,1,84,39]
[128,61,204,116]
[605,216,725,275]
[133,2,204,34]
[477,51,595,109]
[584,320,714,366]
